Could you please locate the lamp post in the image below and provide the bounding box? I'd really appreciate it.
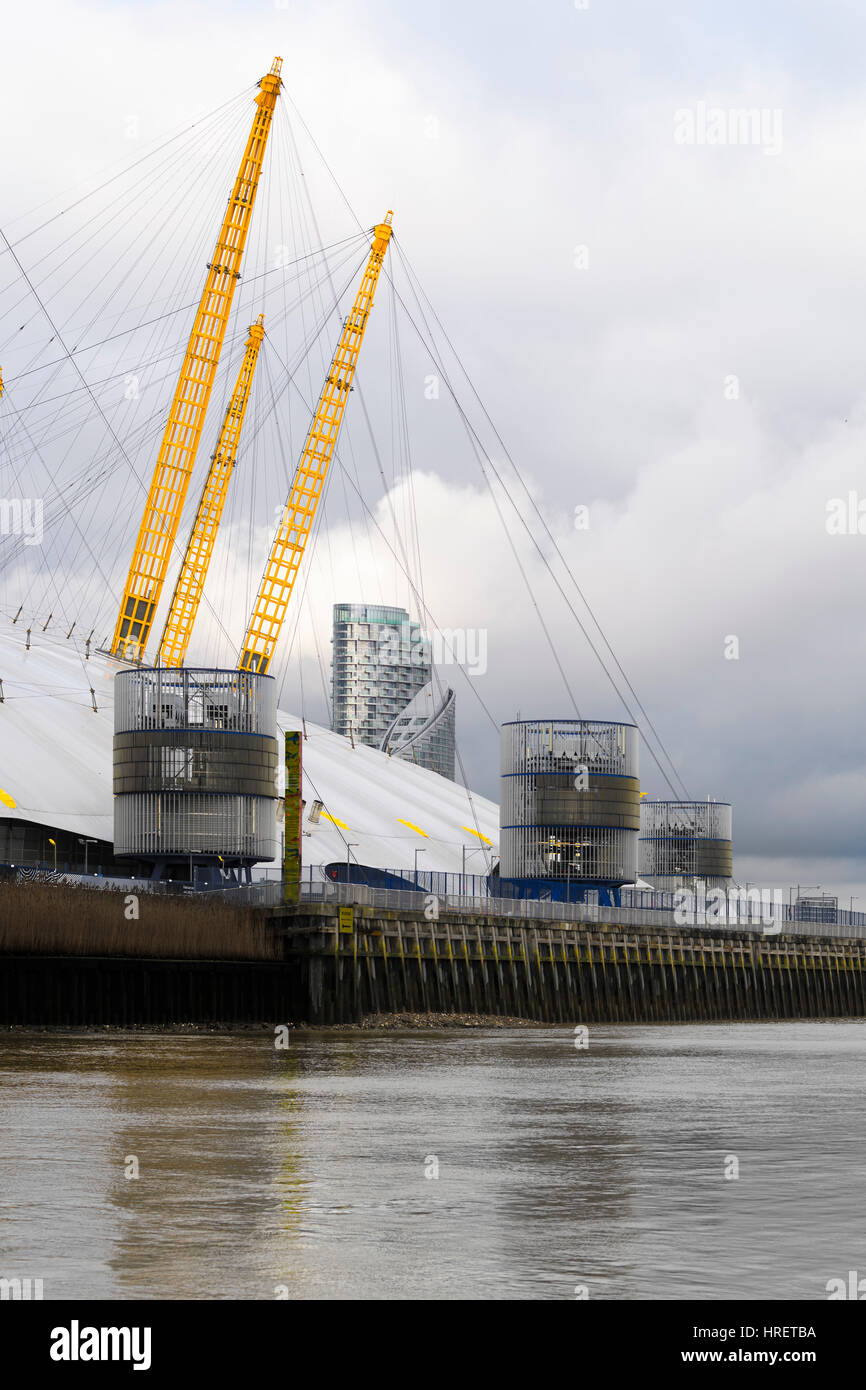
[78,837,97,877]
[461,844,486,893]
[346,843,358,873]
[48,837,57,873]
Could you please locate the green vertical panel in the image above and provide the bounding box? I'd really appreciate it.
[284,731,302,904]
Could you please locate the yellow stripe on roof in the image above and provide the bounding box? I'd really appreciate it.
[462,826,492,845]
[0,788,16,809]
[398,818,428,837]
[320,811,349,830]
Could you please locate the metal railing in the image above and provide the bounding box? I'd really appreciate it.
[294,879,866,937]
[32,867,866,940]
[182,875,866,939]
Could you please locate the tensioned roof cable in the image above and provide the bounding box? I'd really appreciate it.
[1,87,253,249]
[390,239,690,802]
[275,91,688,800]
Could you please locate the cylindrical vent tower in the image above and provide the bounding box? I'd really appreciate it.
[499,719,640,887]
[113,668,278,866]
[638,800,733,888]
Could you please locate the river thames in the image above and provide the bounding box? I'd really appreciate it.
[1,1022,863,1299]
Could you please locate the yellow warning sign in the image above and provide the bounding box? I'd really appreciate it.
[339,906,354,933]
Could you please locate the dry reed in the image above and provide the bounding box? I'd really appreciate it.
[0,880,282,960]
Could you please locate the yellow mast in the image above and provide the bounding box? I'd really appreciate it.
[110,58,282,662]
[157,314,265,667]
[237,212,394,675]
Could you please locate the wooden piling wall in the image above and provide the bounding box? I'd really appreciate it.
[0,904,864,1026]
[0,956,296,1027]
[273,905,866,1026]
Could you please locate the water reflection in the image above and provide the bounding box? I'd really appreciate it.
[0,1023,864,1299]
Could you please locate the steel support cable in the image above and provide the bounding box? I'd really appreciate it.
[393,239,691,801]
[0,98,254,525]
[274,107,364,608]
[0,87,253,250]
[0,397,121,623]
[21,122,256,626]
[0,94,250,334]
[259,333,500,733]
[5,230,367,640]
[392,304,493,862]
[351,355,500,862]
[106,240,363,656]
[28,181,241,623]
[5,233,361,603]
[1,99,254,455]
[0,97,253,356]
[297,338,503,864]
[0,93,278,645]
[109,91,495,853]
[1,394,174,572]
[0,232,247,657]
[388,239,689,801]
[275,101,380,593]
[461,416,584,720]
[389,279,426,625]
[0,103,249,339]
[267,98,529,845]
[1,375,197,578]
[398,274,679,788]
[151,247,368,664]
[0,251,362,418]
[4,234,369,386]
[0,243,369,597]
[383,276,471,813]
[274,107,361,608]
[273,101,686,798]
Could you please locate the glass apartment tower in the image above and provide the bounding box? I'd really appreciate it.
[331,603,430,748]
[331,603,456,780]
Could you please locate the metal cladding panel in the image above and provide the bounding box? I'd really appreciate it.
[534,775,640,829]
[114,792,277,859]
[499,719,639,884]
[113,730,277,798]
[115,667,276,736]
[638,801,733,880]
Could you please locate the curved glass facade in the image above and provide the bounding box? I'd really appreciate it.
[638,800,733,887]
[381,681,456,780]
[113,668,278,862]
[499,719,640,885]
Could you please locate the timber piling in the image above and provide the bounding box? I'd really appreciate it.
[265,904,866,1026]
[1,903,864,1026]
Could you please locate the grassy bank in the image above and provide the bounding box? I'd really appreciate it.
[0,881,281,960]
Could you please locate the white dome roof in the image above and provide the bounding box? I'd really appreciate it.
[0,625,498,877]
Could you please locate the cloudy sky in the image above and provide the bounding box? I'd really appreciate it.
[3,0,866,900]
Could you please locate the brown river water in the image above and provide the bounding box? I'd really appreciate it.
[1,1023,864,1300]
